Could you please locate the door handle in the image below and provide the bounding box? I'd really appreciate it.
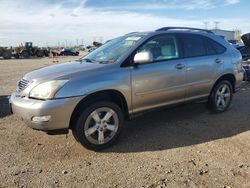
[215,58,222,64]
[175,64,185,69]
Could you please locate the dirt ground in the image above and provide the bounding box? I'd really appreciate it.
[0,56,250,188]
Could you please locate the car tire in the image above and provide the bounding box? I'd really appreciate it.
[72,101,124,151]
[22,50,30,58]
[36,50,44,57]
[208,80,233,113]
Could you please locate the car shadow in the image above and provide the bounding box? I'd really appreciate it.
[104,89,250,153]
[0,95,11,118]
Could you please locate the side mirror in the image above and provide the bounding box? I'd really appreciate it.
[133,51,153,64]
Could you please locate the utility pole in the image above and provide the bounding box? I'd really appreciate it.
[203,21,209,29]
[214,21,220,30]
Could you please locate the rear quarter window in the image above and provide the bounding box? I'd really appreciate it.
[206,38,226,54]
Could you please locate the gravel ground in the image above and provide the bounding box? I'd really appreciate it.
[0,57,250,188]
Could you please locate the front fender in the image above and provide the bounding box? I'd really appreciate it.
[54,68,132,110]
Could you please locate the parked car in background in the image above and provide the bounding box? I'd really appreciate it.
[10,27,244,150]
[60,49,79,56]
[88,47,97,52]
[237,33,250,60]
[228,40,243,48]
[52,49,62,56]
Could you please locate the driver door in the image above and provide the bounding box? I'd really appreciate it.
[131,34,187,113]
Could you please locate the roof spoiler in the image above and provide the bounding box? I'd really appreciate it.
[156,27,213,33]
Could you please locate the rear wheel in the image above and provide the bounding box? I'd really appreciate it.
[72,101,124,150]
[21,50,30,58]
[36,50,44,57]
[13,54,19,59]
[208,80,233,113]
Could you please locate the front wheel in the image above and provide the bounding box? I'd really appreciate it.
[208,80,233,113]
[72,101,124,151]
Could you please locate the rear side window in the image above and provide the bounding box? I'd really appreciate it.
[181,34,226,58]
[181,34,206,58]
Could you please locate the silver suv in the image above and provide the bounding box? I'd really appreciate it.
[10,27,244,150]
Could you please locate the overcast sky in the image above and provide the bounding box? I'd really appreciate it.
[0,0,249,47]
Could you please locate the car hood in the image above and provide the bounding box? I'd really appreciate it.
[24,61,105,81]
[241,33,250,47]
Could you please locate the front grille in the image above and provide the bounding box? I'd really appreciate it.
[17,79,30,92]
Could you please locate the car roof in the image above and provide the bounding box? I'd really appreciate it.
[126,27,215,37]
[125,27,232,49]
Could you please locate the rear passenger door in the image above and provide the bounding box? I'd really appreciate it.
[180,34,226,100]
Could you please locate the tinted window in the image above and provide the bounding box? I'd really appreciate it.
[138,35,179,61]
[181,34,206,58]
[205,38,217,55]
[207,38,226,54]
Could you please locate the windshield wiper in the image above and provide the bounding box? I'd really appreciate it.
[79,58,101,64]
[78,58,94,63]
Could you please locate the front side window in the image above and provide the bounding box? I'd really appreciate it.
[137,35,179,61]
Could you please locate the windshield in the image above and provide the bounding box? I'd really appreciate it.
[80,35,143,64]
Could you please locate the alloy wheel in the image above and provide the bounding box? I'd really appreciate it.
[84,107,119,145]
[215,84,231,111]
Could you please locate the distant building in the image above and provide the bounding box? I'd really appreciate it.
[211,29,235,41]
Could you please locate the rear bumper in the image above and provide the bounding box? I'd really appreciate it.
[235,70,245,91]
[10,92,83,131]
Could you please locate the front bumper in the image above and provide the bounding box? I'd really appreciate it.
[10,92,83,131]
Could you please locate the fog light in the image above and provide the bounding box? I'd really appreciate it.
[32,115,51,122]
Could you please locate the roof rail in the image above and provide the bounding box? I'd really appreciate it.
[125,32,138,35]
[156,27,213,33]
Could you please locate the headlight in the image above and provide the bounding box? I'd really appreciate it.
[29,80,68,99]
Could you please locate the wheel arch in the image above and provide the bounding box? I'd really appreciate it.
[69,89,129,129]
[210,73,236,96]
